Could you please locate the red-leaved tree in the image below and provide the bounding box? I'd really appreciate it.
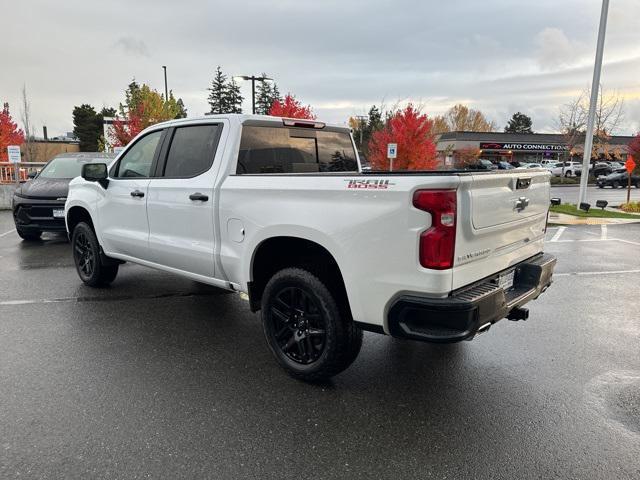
[0,103,25,162]
[111,105,145,147]
[268,93,315,119]
[368,105,438,171]
[629,133,640,170]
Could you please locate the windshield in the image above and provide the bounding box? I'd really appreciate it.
[38,157,93,179]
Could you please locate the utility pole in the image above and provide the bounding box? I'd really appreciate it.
[233,75,272,114]
[162,66,168,101]
[578,0,609,206]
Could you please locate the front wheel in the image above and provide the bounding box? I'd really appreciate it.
[612,181,620,189]
[72,222,118,287]
[261,267,362,382]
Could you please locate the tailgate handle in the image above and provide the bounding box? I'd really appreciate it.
[515,197,530,212]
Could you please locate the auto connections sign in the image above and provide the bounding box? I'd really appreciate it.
[480,142,569,152]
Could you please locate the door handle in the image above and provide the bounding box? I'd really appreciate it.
[130,190,145,198]
[189,193,209,202]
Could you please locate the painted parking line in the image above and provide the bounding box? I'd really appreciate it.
[0,229,16,238]
[556,269,640,277]
[601,224,608,240]
[550,226,566,242]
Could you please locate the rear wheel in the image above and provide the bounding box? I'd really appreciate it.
[261,267,362,382]
[16,228,41,241]
[72,222,118,287]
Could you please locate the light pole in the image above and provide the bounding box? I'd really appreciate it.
[354,115,368,149]
[162,65,168,101]
[578,0,610,206]
[233,75,272,114]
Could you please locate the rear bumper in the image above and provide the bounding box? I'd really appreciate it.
[387,253,556,343]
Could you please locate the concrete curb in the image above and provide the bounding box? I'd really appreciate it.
[548,212,640,225]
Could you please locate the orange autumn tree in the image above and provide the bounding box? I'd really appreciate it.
[111,81,185,146]
[269,93,315,119]
[368,105,437,170]
[0,103,25,161]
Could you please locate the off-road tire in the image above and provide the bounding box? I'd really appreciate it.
[72,222,119,287]
[261,267,363,382]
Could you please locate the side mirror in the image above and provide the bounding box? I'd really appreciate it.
[81,163,109,188]
[27,171,37,179]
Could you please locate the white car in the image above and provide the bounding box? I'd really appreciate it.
[524,163,543,169]
[65,114,556,381]
[548,161,581,177]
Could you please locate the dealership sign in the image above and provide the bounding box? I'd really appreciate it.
[480,142,569,152]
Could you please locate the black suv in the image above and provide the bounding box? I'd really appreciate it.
[12,152,115,240]
[596,168,640,188]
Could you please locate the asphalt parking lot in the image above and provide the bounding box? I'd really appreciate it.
[1,211,639,479]
[550,184,640,205]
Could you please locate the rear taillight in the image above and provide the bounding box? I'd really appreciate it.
[413,189,457,270]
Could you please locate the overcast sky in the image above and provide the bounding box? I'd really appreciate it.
[3,0,640,137]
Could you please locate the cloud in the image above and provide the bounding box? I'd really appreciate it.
[534,28,583,70]
[113,36,150,57]
[2,0,640,137]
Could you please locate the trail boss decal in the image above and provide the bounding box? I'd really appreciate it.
[345,179,395,190]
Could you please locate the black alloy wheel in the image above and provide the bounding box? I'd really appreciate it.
[74,230,95,279]
[267,286,327,365]
[71,222,118,287]
[261,267,363,381]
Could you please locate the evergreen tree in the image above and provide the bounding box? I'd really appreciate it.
[73,104,102,151]
[255,74,281,115]
[100,107,117,118]
[175,98,187,118]
[504,112,534,133]
[208,66,229,114]
[225,79,243,114]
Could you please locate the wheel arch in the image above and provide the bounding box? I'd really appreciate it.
[247,235,351,319]
[66,205,95,236]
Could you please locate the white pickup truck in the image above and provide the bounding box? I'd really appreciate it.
[66,114,556,381]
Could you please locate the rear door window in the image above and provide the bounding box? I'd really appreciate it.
[237,126,357,174]
[163,124,221,178]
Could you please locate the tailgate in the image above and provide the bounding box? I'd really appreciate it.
[452,170,550,290]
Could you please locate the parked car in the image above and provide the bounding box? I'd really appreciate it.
[548,161,581,177]
[497,161,514,170]
[524,163,543,169]
[607,161,624,170]
[12,152,116,240]
[591,162,613,177]
[469,159,497,170]
[66,114,556,381]
[596,169,640,188]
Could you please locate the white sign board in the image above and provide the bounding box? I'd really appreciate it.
[387,143,397,159]
[7,145,21,164]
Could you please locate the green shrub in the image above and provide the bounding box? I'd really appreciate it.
[550,176,579,185]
